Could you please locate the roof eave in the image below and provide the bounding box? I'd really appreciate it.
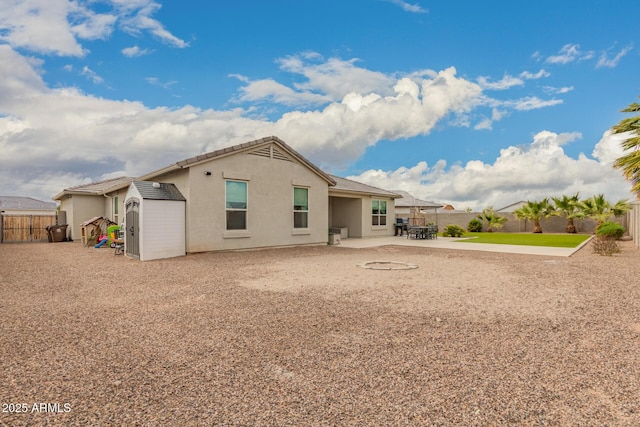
[329,188,400,199]
[136,164,182,182]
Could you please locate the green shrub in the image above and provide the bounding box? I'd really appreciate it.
[595,222,625,240]
[443,224,465,237]
[592,237,620,256]
[593,222,625,256]
[467,218,483,232]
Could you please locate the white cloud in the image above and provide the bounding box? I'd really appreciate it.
[0,0,185,57]
[477,74,524,90]
[0,44,584,204]
[275,54,397,101]
[591,129,630,165]
[80,66,104,84]
[122,45,153,57]
[348,131,634,211]
[476,69,549,91]
[233,78,331,106]
[474,118,493,130]
[384,0,428,13]
[0,45,490,200]
[519,69,550,80]
[145,77,177,89]
[503,96,563,111]
[0,0,89,56]
[117,1,189,48]
[543,85,574,95]
[546,43,594,65]
[596,44,633,68]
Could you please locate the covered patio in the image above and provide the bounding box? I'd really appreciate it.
[392,190,443,227]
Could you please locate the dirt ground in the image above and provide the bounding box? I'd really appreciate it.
[1,240,639,426]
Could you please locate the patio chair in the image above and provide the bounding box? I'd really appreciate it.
[407,226,421,240]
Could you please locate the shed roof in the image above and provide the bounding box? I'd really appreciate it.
[0,196,57,211]
[131,181,186,201]
[330,176,400,198]
[393,190,443,208]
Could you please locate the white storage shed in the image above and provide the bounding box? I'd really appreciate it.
[124,181,186,261]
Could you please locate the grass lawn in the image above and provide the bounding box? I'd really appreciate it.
[454,232,592,248]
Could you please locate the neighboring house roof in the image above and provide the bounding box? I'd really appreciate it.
[393,190,443,208]
[330,176,401,198]
[496,200,527,212]
[139,136,337,186]
[131,181,186,201]
[53,176,134,200]
[0,196,57,211]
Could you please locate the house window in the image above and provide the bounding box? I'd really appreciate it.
[372,200,387,226]
[226,180,247,230]
[293,187,308,228]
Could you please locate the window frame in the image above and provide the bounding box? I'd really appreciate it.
[225,180,248,231]
[371,199,388,227]
[293,186,309,229]
[113,195,119,224]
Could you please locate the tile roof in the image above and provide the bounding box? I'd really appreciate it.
[56,176,134,199]
[155,136,336,185]
[330,176,401,198]
[0,196,57,211]
[393,190,443,208]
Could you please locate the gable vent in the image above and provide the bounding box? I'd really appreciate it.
[248,145,293,163]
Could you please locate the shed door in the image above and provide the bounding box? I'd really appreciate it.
[125,199,140,258]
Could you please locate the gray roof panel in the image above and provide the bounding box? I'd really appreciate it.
[392,190,443,208]
[132,181,186,201]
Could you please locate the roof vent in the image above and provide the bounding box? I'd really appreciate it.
[152,182,161,188]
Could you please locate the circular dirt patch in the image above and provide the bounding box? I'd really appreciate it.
[356,261,418,270]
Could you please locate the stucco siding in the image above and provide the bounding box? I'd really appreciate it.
[61,195,105,241]
[361,197,396,238]
[329,196,362,238]
[180,147,329,252]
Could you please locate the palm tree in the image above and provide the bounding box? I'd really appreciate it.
[611,198,631,217]
[579,194,631,228]
[552,193,581,233]
[611,97,640,197]
[477,206,507,232]
[513,198,557,233]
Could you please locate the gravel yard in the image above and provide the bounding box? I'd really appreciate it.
[1,241,639,426]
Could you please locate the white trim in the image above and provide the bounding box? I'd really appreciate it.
[293,186,309,230]
[225,179,248,231]
[224,231,251,239]
[291,229,311,236]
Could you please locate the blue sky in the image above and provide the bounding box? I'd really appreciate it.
[1,0,638,209]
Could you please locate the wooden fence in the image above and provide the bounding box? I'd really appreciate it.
[0,214,57,243]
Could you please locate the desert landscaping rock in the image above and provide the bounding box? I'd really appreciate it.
[1,241,639,426]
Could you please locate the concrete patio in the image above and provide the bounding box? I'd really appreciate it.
[337,235,593,257]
